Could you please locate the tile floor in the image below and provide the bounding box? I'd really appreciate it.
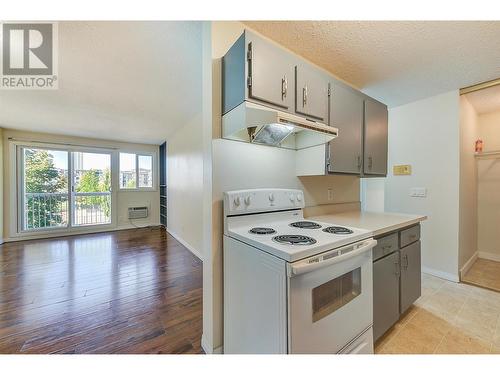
[375,273,500,354]
[462,259,500,292]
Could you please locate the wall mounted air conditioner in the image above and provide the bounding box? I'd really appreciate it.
[128,206,149,219]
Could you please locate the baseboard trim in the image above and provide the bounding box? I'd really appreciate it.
[422,266,460,283]
[213,345,223,354]
[166,228,203,260]
[460,251,478,279]
[478,251,500,262]
[3,223,162,243]
[201,334,223,354]
[201,334,211,354]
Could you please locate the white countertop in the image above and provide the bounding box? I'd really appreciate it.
[309,211,427,237]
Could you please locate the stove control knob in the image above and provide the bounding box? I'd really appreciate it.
[289,193,295,202]
[268,193,275,202]
[244,196,252,205]
[234,196,241,207]
[296,194,303,202]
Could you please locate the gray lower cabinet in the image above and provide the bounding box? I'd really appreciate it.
[294,64,329,122]
[400,241,422,313]
[327,83,364,174]
[373,225,422,341]
[363,99,388,176]
[373,251,401,342]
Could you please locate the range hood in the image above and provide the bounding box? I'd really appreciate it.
[222,102,338,150]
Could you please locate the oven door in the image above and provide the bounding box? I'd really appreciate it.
[288,239,375,354]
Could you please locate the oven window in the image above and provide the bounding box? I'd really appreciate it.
[312,267,361,322]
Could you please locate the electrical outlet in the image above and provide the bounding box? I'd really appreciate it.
[327,188,334,201]
[410,187,427,198]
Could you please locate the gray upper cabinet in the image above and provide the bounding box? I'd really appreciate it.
[247,38,295,110]
[327,84,364,174]
[222,30,389,177]
[294,64,329,122]
[363,99,388,176]
[373,251,400,342]
[400,241,422,313]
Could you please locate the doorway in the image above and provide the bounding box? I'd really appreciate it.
[460,79,500,292]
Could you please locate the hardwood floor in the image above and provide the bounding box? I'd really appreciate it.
[0,227,203,354]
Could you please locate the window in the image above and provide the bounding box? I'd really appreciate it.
[22,148,69,230]
[19,147,112,231]
[119,152,153,189]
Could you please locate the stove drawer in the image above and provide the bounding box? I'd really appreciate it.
[373,233,398,261]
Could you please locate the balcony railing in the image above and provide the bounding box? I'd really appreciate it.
[73,192,111,226]
[24,192,111,230]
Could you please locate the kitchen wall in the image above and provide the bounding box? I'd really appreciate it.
[2,129,160,241]
[458,96,479,275]
[207,21,361,353]
[361,178,385,212]
[476,108,500,262]
[382,90,461,281]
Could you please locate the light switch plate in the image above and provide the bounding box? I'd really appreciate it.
[393,165,412,175]
[410,187,427,198]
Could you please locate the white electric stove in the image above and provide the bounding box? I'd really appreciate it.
[223,188,377,354]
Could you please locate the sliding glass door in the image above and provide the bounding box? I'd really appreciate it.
[72,152,111,226]
[20,147,112,232]
[22,148,69,230]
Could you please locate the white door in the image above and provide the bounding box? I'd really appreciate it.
[288,240,375,354]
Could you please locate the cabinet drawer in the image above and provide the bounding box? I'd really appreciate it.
[400,225,420,248]
[373,233,398,261]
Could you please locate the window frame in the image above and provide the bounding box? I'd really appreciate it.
[15,143,116,234]
[118,151,156,191]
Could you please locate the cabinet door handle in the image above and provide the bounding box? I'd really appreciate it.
[357,155,362,170]
[282,76,288,99]
[403,254,409,270]
[368,156,373,169]
[395,259,400,277]
[303,86,308,106]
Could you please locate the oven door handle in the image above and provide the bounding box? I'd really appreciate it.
[289,239,377,276]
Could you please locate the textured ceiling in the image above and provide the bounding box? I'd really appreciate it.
[0,21,202,144]
[465,84,500,115]
[244,21,500,107]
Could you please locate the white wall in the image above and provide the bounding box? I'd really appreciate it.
[207,21,361,353]
[361,178,385,212]
[458,96,478,273]
[476,109,500,261]
[166,114,204,260]
[384,90,461,281]
[478,110,500,152]
[2,129,160,241]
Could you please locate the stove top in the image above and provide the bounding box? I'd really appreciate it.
[223,189,373,262]
[226,211,373,262]
[323,226,354,235]
[289,221,322,229]
[249,227,276,235]
[273,234,317,245]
